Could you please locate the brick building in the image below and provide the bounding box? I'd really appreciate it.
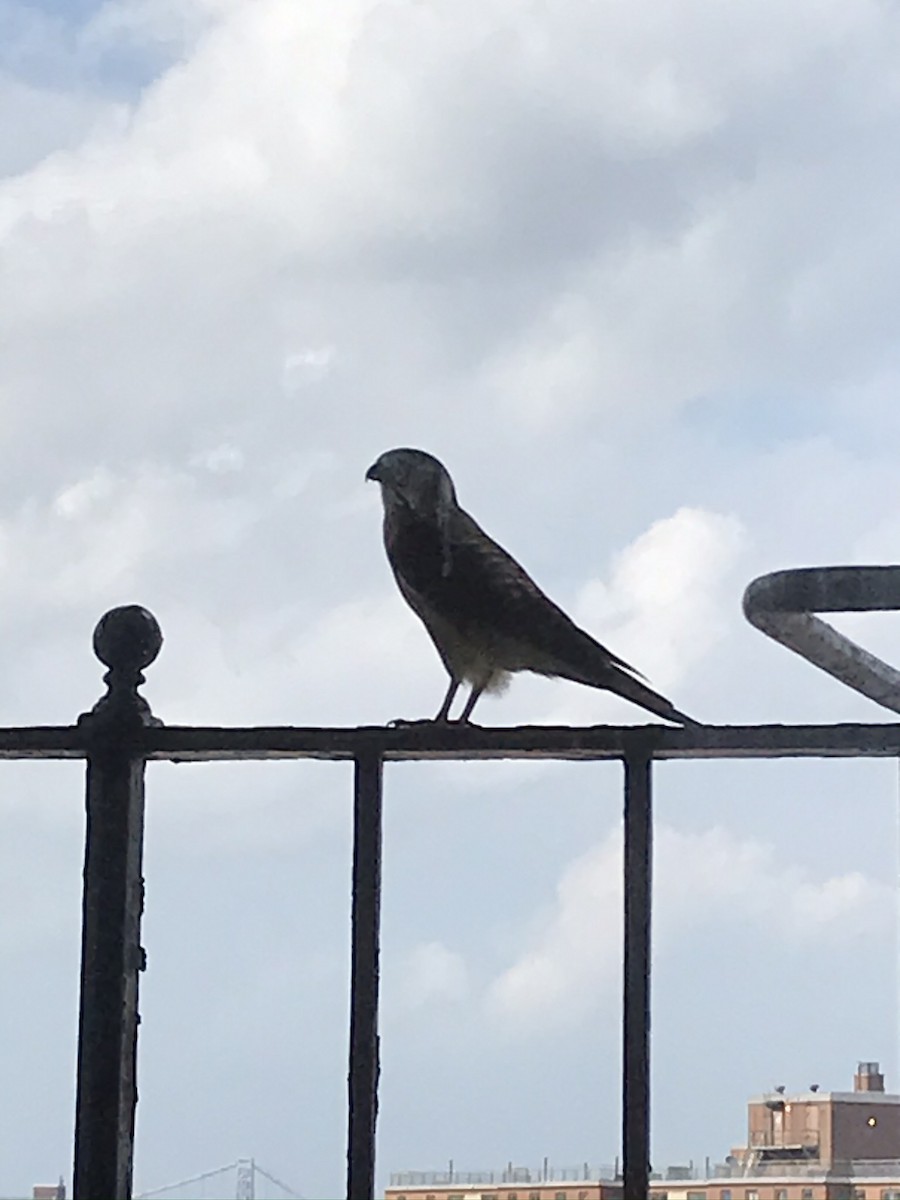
[385,1063,900,1200]
[31,1182,65,1200]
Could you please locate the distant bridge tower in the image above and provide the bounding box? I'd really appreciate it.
[235,1158,255,1200]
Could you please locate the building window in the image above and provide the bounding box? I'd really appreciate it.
[686,1193,707,1199]
[745,1192,759,1200]
[554,1194,567,1200]
[882,1192,900,1200]
[529,1193,541,1200]
[775,1191,787,1200]
[720,1191,732,1200]
[854,1190,867,1200]
[802,1191,814,1200]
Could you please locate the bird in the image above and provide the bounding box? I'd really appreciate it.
[366,447,699,725]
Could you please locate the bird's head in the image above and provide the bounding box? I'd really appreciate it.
[366,448,458,521]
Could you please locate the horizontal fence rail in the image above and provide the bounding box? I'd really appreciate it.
[3,576,900,1200]
[4,722,900,760]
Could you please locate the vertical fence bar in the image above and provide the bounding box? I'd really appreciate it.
[347,749,384,1200]
[74,753,147,1199]
[73,607,162,1200]
[622,746,653,1200]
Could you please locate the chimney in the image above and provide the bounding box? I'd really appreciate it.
[855,1062,885,1092]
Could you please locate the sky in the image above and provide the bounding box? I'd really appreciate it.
[3,0,900,1196]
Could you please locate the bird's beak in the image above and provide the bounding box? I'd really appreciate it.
[365,460,382,483]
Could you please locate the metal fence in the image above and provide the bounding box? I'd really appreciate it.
[388,1166,618,1187]
[6,565,900,1200]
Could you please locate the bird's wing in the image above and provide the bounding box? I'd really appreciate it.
[440,517,699,724]
[454,510,649,679]
[386,504,698,724]
[388,505,642,682]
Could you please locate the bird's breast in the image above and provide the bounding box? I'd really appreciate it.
[384,511,448,595]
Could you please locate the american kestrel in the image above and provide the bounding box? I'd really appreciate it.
[367,448,698,725]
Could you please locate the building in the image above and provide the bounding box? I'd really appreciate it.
[31,1182,65,1200]
[385,1063,900,1200]
[738,1062,900,1176]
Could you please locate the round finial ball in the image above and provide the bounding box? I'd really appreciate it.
[93,605,163,672]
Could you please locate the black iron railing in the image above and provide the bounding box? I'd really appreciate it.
[6,564,900,1200]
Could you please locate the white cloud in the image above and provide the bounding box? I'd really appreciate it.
[393,941,469,1012]
[0,0,891,435]
[189,443,245,473]
[79,0,228,59]
[53,467,117,519]
[582,506,745,683]
[524,507,744,725]
[486,824,891,1032]
[281,345,336,393]
[3,464,258,607]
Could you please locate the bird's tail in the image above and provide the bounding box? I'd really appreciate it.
[566,661,700,726]
[602,668,700,725]
[528,608,700,724]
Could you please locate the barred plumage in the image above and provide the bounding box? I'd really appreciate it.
[366,448,698,725]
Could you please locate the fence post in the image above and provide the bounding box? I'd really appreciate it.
[622,744,653,1200]
[73,606,162,1200]
[347,749,384,1200]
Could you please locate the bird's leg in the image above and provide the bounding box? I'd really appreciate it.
[458,684,484,723]
[435,677,460,722]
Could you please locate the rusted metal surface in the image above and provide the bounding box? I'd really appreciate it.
[744,566,900,713]
[1,590,897,1200]
[73,607,162,1200]
[347,751,384,1200]
[622,746,653,1200]
[146,721,900,760]
[2,722,900,761]
[0,728,88,757]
